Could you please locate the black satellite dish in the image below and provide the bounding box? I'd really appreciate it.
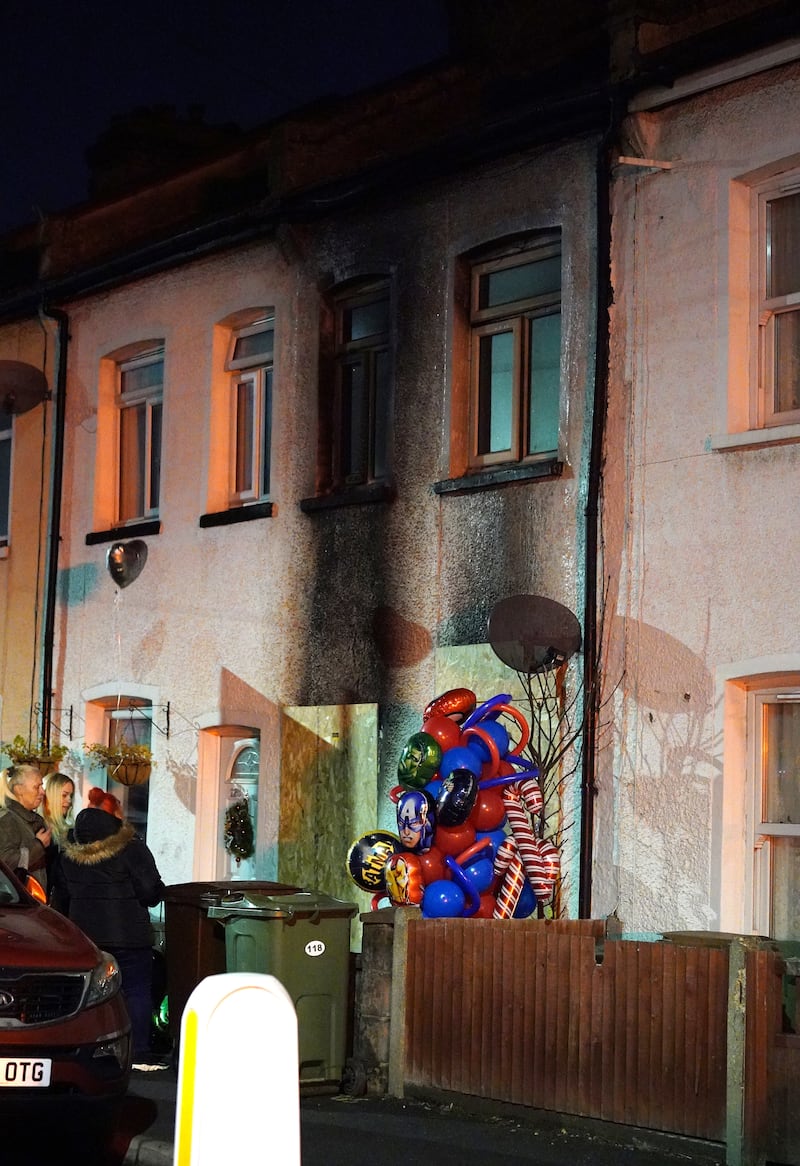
[488,594,582,674]
[0,361,50,415]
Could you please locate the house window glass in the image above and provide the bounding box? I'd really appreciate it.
[752,693,800,940]
[332,280,391,490]
[107,709,152,840]
[0,410,12,545]
[118,348,163,522]
[477,330,514,455]
[759,186,800,427]
[529,313,562,456]
[226,318,273,503]
[470,239,561,470]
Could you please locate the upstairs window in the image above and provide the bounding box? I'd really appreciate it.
[0,408,11,547]
[118,346,163,522]
[469,238,561,470]
[759,183,800,428]
[226,317,274,504]
[330,279,391,491]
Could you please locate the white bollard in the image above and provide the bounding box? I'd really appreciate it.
[173,973,300,1166]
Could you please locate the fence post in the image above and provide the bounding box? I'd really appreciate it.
[726,937,767,1166]
[388,906,410,1098]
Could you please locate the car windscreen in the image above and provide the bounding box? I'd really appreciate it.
[0,868,22,905]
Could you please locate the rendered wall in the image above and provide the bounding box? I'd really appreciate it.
[598,59,800,934]
[0,318,58,747]
[50,136,598,898]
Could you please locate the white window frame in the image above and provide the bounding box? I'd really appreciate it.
[468,238,562,471]
[748,688,800,936]
[226,318,273,505]
[756,176,800,429]
[117,347,163,522]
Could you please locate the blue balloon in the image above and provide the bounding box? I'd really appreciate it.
[422,879,465,918]
[475,827,509,860]
[475,719,510,759]
[439,745,482,780]
[513,880,537,918]
[425,778,444,801]
[461,693,511,730]
[462,855,494,893]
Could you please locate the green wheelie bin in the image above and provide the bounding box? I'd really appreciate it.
[207,887,357,1086]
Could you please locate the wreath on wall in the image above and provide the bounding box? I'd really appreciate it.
[223,798,255,865]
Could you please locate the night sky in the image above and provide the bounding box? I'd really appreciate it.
[1,0,450,235]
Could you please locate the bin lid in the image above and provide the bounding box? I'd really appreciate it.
[164,880,302,909]
[207,888,358,921]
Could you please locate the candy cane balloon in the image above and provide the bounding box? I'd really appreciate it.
[517,776,544,818]
[491,836,525,919]
[502,783,553,903]
[538,839,561,891]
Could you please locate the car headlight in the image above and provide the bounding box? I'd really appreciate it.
[85,952,122,1007]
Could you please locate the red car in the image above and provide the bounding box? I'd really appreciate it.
[0,859,131,1097]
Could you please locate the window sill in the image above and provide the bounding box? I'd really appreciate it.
[710,424,800,451]
[300,481,395,513]
[86,520,161,546]
[433,458,563,496]
[199,502,274,528]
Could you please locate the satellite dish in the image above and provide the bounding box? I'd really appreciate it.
[488,594,582,674]
[107,540,148,588]
[0,361,49,415]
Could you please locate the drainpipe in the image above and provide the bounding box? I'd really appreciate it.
[39,306,68,750]
[578,105,617,918]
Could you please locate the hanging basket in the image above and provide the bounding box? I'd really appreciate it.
[107,761,152,787]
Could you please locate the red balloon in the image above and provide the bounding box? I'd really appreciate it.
[423,688,476,723]
[473,892,497,919]
[435,822,476,857]
[418,846,448,884]
[421,715,462,753]
[469,788,507,833]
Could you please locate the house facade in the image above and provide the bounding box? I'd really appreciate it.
[596,1,800,939]
[0,19,605,922]
[0,307,61,751]
[1,0,798,947]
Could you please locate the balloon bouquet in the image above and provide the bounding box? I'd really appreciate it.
[346,687,560,920]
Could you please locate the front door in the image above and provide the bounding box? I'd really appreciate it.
[218,736,260,880]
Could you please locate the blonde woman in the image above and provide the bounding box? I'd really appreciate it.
[43,773,75,848]
[0,764,50,892]
[43,773,75,908]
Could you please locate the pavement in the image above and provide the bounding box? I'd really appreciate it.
[122,1067,726,1166]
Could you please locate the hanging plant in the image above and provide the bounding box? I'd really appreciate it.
[1,736,69,776]
[85,742,153,786]
[224,798,255,865]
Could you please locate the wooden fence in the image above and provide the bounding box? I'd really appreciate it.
[379,915,799,1165]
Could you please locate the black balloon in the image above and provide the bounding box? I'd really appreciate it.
[436,768,479,827]
[107,540,148,588]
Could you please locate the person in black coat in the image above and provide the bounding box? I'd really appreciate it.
[58,787,165,1062]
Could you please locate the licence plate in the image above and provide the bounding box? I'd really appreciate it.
[0,1058,52,1087]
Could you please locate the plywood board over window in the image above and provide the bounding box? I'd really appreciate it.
[279,704,377,950]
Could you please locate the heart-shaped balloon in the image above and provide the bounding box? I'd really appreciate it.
[107,540,148,588]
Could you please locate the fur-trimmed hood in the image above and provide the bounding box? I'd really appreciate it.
[63,822,136,866]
